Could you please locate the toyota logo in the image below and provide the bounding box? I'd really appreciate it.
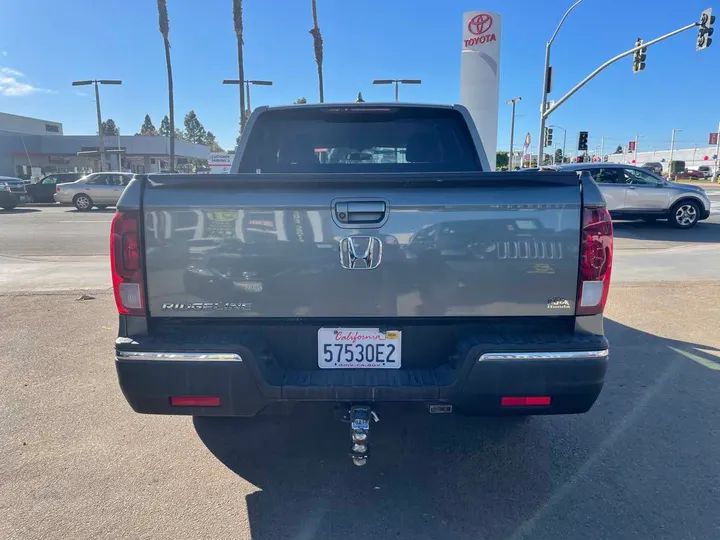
[468,13,493,35]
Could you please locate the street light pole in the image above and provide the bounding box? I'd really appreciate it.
[715,120,720,182]
[372,79,422,102]
[72,79,122,172]
[600,136,605,162]
[669,128,681,179]
[507,97,521,169]
[634,135,639,163]
[539,0,584,167]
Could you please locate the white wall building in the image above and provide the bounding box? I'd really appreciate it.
[605,146,718,173]
[0,112,63,136]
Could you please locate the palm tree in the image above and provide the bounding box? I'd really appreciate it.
[309,0,324,103]
[157,0,175,171]
[233,0,247,133]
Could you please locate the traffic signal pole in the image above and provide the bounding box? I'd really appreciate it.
[542,21,698,123]
[538,0,584,168]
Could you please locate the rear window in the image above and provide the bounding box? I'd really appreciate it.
[238,106,482,173]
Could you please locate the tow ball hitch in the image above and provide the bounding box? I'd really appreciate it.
[347,405,379,466]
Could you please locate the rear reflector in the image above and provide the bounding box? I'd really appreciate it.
[170,396,221,407]
[501,396,552,407]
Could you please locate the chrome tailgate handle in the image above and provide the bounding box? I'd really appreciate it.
[335,201,387,224]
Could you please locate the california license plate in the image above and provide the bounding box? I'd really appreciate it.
[318,328,402,369]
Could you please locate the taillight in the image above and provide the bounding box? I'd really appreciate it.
[110,211,145,315]
[55,186,61,192]
[576,206,613,315]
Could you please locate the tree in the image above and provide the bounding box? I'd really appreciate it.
[614,145,623,154]
[309,0,324,103]
[138,114,157,136]
[233,0,247,133]
[496,151,509,169]
[101,119,119,136]
[554,148,563,164]
[183,110,207,144]
[174,128,186,142]
[157,0,175,171]
[294,97,308,104]
[159,115,171,137]
[205,131,223,152]
[355,92,365,103]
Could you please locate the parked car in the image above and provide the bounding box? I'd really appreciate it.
[697,166,713,178]
[26,172,85,203]
[0,176,29,210]
[114,103,613,467]
[640,162,663,175]
[677,169,706,180]
[558,163,711,228]
[54,172,133,211]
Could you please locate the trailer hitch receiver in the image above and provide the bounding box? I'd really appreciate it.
[348,405,378,466]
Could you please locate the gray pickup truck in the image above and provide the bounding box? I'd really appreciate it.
[113,103,612,465]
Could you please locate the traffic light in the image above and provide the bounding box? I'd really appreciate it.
[633,38,647,72]
[544,127,554,147]
[697,8,715,50]
[578,131,589,151]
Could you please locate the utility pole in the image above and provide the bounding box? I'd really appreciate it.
[669,128,681,179]
[600,136,605,162]
[507,97,522,168]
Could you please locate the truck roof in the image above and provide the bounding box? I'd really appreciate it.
[259,102,456,112]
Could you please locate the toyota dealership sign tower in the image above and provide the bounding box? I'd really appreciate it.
[460,11,502,170]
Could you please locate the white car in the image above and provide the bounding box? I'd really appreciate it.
[54,172,133,211]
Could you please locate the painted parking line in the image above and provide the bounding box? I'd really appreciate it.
[669,346,720,371]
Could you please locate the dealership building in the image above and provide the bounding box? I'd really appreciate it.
[0,112,209,178]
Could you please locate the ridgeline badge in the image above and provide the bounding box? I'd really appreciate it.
[547,297,571,310]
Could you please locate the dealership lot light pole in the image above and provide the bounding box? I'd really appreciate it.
[71,79,122,171]
[507,97,521,168]
[223,79,273,129]
[372,79,422,102]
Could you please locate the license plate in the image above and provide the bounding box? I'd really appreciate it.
[318,328,401,369]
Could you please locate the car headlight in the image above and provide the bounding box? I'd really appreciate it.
[0,183,9,192]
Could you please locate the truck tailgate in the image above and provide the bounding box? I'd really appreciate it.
[141,173,581,319]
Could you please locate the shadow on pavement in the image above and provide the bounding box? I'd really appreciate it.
[194,319,720,540]
[613,220,720,243]
[0,208,41,214]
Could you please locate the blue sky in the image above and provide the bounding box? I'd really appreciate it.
[0,0,717,153]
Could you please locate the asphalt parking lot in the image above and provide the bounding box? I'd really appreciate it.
[1,194,720,539]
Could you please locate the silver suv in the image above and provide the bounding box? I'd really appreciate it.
[559,163,711,229]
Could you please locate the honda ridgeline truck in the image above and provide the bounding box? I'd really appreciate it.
[112,103,612,465]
